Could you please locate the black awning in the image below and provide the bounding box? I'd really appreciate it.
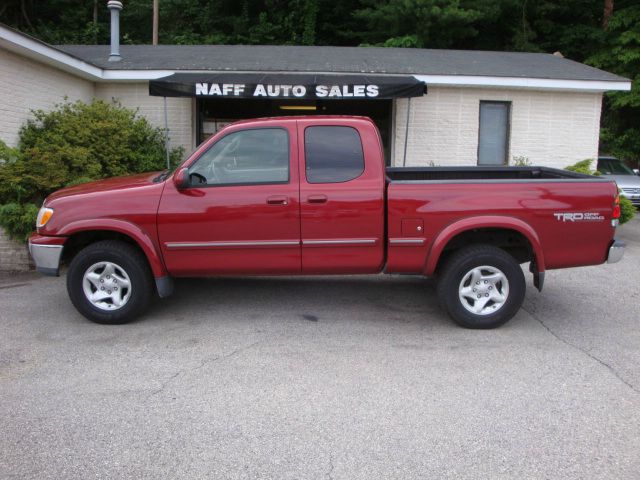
[149,73,426,100]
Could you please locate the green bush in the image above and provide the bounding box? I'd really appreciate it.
[512,156,532,166]
[17,100,183,200]
[0,100,183,241]
[564,159,600,176]
[619,195,636,225]
[0,142,27,204]
[0,203,40,241]
[0,140,21,165]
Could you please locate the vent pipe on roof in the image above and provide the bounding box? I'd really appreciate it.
[107,1,123,62]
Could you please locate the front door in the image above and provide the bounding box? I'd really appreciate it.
[297,119,385,274]
[158,124,301,275]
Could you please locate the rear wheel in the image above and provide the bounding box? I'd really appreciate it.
[67,240,153,324]
[437,245,525,329]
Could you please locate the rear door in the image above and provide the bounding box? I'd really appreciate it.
[157,121,301,275]
[297,118,385,274]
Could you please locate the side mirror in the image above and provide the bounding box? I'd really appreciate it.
[173,167,189,189]
[634,169,639,176]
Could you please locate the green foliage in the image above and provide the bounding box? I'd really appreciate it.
[0,203,40,241]
[380,35,420,49]
[564,159,600,176]
[0,0,627,54]
[64,177,94,188]
[0,100,183,241]
[618,195,636,225]
[506,1,605,59]
[353,0,484,49]
[512,156,532,166]
[238,0,321,45]
[0,141,26,204]
[588,3,640,163]
[0,140,21,165]
[15,99,183,204]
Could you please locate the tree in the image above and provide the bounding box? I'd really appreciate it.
[352,0,484,48]
[0,0,108,44]
[589,2,640,162]
[603,0,614,29]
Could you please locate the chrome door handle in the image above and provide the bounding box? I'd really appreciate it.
[307,195,328,204]
[267,196,288,205]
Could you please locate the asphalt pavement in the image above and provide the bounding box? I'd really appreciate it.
[1,217,639,479]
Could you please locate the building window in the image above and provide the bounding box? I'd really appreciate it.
[304,126,365,183]
[478,101,511,165]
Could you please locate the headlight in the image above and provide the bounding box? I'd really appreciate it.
[36,207,54,228]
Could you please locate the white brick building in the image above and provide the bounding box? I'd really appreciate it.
[0,23,631,169]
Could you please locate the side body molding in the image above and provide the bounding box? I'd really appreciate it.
[424,215,545,276]
[57,218,167,278]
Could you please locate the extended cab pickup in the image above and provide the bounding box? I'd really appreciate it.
[29,116,625,328]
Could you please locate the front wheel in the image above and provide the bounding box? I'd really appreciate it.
[67,240,153,324]
[437,245,525,329]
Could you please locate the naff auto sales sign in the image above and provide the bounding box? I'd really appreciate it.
[194,82,380,98]
[148,74,425,99]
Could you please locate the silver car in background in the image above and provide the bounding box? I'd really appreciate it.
[597,156,640,206]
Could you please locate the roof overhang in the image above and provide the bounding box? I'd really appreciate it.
[0,24,174,81]
[0,24,632,92]
[413,74,631,92]
[0,24,103,80]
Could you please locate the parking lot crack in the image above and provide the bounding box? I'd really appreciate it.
[523,303,639,395]
[325,451,335,480]
[148,341,261,398]
[192,341,261,372]
[149,370,183,397]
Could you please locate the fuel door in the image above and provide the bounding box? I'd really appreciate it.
[401,218,424,237]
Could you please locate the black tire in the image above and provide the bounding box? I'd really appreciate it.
[67,240,153,324]
[436,245,525,329]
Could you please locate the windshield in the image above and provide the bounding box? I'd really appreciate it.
[598,158,635,175]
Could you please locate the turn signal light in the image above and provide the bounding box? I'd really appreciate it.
[612,195,621,219]
[36,207,54,228]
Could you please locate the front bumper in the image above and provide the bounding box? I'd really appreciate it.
[607,239,625,264]
[28,235,65,276]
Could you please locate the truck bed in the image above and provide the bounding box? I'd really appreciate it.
[384,165,618,275]
[386,166,603,182]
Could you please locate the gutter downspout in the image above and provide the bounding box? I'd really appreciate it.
[402,97,411,167]
[163,97,171,169]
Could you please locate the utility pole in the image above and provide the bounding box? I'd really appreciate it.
[152,0,159,45]
[603,0,614,29]
[93,0,98,43]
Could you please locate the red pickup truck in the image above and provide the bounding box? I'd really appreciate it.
[29,116,625,328]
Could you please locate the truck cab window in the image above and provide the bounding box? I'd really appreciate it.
[304,126,365,183]
[189,128,289,186]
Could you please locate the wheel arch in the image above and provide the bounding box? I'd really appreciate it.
[424,216,545,277]
[436,244,527,329]
[59,219,167,278]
